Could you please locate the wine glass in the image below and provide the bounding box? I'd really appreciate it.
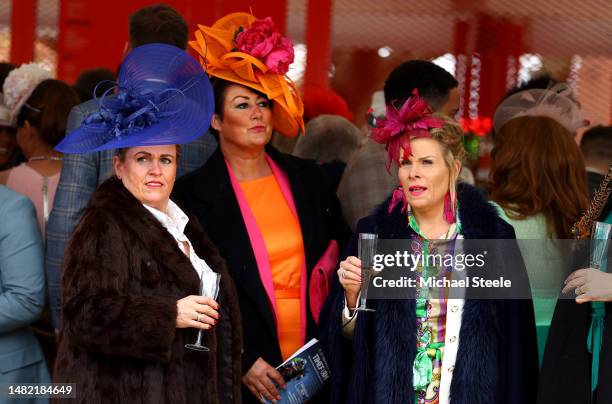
[355,233,378,312]
[590,221,612,270]
[185,271,221,352]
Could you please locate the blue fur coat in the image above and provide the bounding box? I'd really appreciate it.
[319,183,539,404]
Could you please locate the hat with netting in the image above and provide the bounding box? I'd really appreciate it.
[493,83,587,134]
[55,43,214,153]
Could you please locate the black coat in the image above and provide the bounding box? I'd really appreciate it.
[538,204,612,404]
[538,299,612,404]
[538,172,612,404]
[54,177,243,404]
[173,145,351,402]
[319,183,540,404]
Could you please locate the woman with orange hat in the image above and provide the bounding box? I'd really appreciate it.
[173,13,350,404]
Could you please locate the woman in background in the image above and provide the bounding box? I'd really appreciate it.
[487,114,589,362]
[538,166,612,404]
[0,65,80,236]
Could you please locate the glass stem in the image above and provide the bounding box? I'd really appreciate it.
[195,330,203,346]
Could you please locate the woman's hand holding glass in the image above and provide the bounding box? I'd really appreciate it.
[176,295,219,330]
[563,268,612,303]
[338,256,362,309]
[563,221,612,303]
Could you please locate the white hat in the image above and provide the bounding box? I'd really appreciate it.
[493,83,586,134]
[2,62,51,127]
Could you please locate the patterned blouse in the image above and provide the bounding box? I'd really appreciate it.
[407,213,461,404]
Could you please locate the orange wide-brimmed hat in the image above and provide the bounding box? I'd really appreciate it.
[191,12,304,137]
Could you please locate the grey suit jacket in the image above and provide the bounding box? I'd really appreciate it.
[0,186,50,392]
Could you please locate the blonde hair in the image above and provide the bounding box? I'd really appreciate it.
[429,114,465,214]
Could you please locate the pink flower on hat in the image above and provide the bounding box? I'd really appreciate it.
[235,17,295,74]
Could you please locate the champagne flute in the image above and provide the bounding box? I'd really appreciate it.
[185,271,221,352]
[590,221,612,270]
[355,233,378,312]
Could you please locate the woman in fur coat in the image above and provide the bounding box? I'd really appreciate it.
[52,44,242,403]
[319,90,539,404]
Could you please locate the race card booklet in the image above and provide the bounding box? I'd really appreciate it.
[264,338,331,404]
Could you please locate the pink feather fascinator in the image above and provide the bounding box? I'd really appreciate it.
[371,89,444,171]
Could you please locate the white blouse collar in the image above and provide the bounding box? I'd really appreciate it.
[143,200,189,236]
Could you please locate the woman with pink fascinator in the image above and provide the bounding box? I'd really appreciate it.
[319,82,539,403]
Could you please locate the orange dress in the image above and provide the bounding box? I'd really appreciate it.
[239,175,305,360]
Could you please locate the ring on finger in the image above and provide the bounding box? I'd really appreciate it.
[196,314,202,322]
[575,287,581,295]
[341,269,347,279]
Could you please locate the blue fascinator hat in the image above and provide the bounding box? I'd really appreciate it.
[55,43,214,153]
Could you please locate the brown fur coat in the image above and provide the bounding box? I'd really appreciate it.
[53,177,242,404]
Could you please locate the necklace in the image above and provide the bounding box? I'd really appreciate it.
[28,156,63,162]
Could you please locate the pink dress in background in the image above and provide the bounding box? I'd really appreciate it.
[6,163,60,237]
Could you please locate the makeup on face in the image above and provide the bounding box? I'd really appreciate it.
[113,145,178,212]
[397,138,451,214]
[213,84,273,151]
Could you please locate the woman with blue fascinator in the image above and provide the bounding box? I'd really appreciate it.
[53,44,242,404]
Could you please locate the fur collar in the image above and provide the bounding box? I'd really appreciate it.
[85,176,202,294]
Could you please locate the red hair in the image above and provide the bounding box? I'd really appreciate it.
[487,116,589,238]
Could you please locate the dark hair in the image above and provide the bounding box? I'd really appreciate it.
[502,74,557,101]
[0,62,16,88]
[129,4,188,50]
[115,145,181,162]
[73,68,117,102]
[384,60,458,110]
[580,125,612,164]
[488,116,589,238]
[212,78,233,120]
[209,78,271,138]
[17,79,80,147]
